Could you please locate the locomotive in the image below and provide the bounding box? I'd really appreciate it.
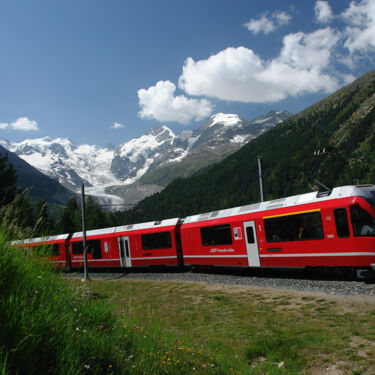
[12,185,375,276]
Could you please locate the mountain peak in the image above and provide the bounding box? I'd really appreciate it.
[209,113,242,127]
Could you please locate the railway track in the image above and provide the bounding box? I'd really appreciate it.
[66,267,375,297]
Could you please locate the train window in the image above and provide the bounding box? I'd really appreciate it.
[334,208,350,238]
[201,224,233,246]
[72,241,83,254]
[51,244,60,256]
[246,227,255,244]
[142,232,172,250]
[365,191,375,208]
[88,240,102,259]
[350,204,375,237]
[264,211,324,242]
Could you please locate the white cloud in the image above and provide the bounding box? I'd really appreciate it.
[314,1,333,23]
[111,122,124,129]
[244,11,291,35]
[138,80,213,124]
[274,11,292,26]
[0,123,9,129]
[10,117,39,131]
[342,0,375,55]
[178,28,340,104]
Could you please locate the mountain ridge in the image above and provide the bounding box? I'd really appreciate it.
[1,110,291,207]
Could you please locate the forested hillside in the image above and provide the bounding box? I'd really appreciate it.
[118,70,375,223]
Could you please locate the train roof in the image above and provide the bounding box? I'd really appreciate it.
[71,218,180,239]
[183,185,375,224]
[11,233,70,246]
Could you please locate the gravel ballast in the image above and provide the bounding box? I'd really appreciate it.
[67,267,375,297]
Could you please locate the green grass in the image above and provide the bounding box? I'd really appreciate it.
[83,279,375,375]
[3,223,375,374]
[0,230,227,375]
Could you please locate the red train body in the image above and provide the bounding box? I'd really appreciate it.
[12,185,375,273]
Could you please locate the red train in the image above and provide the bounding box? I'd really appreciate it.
[12,184,375,275]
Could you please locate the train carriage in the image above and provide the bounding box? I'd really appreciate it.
[70,227,118,268]
[11,233,72,268]
[114,218,182,268]
[180,185,375,271]
[68,218,182,269]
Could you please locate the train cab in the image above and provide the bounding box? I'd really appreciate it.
[180,185,375,271]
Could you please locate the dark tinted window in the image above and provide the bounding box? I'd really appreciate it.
[201,224,232,246]
[142,232,172,250]
[51,244,60,256]
[72,241,83,254]
[265,211,324,242]
[350,204,375,237]
[334,208,350,238]
[246,227,255,244]
[71,239,102,258]
[89,240,102,259]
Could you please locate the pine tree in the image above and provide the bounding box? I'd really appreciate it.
[0,151,18,206]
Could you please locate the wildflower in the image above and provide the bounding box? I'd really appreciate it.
[76,327,80,331]
[74,308,77,312]
[108,364,112,368]
[34,290,38,294]
[121,298,125,302]
[84,364,90,369]
[100,325,104,329]
[205,339,209,343]
[38,275,42,279]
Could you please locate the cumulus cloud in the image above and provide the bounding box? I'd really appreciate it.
[10,117,39,131]
[178,28,340,103]
[244,11,291,35]
[138,80,213,124]
[111,122,124,129]
[0,117,39,131]
[314,1,333,23]
[342,0,375,55]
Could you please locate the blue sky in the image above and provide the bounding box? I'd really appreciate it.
[0,0,374,146]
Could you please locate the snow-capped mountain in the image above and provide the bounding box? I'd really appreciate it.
[0,110,291,207]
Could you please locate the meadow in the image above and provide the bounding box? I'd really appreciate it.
[2,226,375,374]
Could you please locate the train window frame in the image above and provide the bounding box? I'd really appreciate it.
[334,208,350,238]
[350,204,375,237]
[200,224,233,246]
[264,211,324,243]
[141,231,172,250]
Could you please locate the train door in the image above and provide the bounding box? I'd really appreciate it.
[118,236,132,268]
[243,221,260,267]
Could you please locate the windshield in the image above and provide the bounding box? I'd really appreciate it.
[350,204,375,237]
[365,191,375,209]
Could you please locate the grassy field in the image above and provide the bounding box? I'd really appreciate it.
[75,278,375,375]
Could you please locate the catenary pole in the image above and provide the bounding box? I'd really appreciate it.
[258,156,264,202]
[81,183,90,281]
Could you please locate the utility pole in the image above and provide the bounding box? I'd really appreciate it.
[258,156,265,202]
[81,183,90,281]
